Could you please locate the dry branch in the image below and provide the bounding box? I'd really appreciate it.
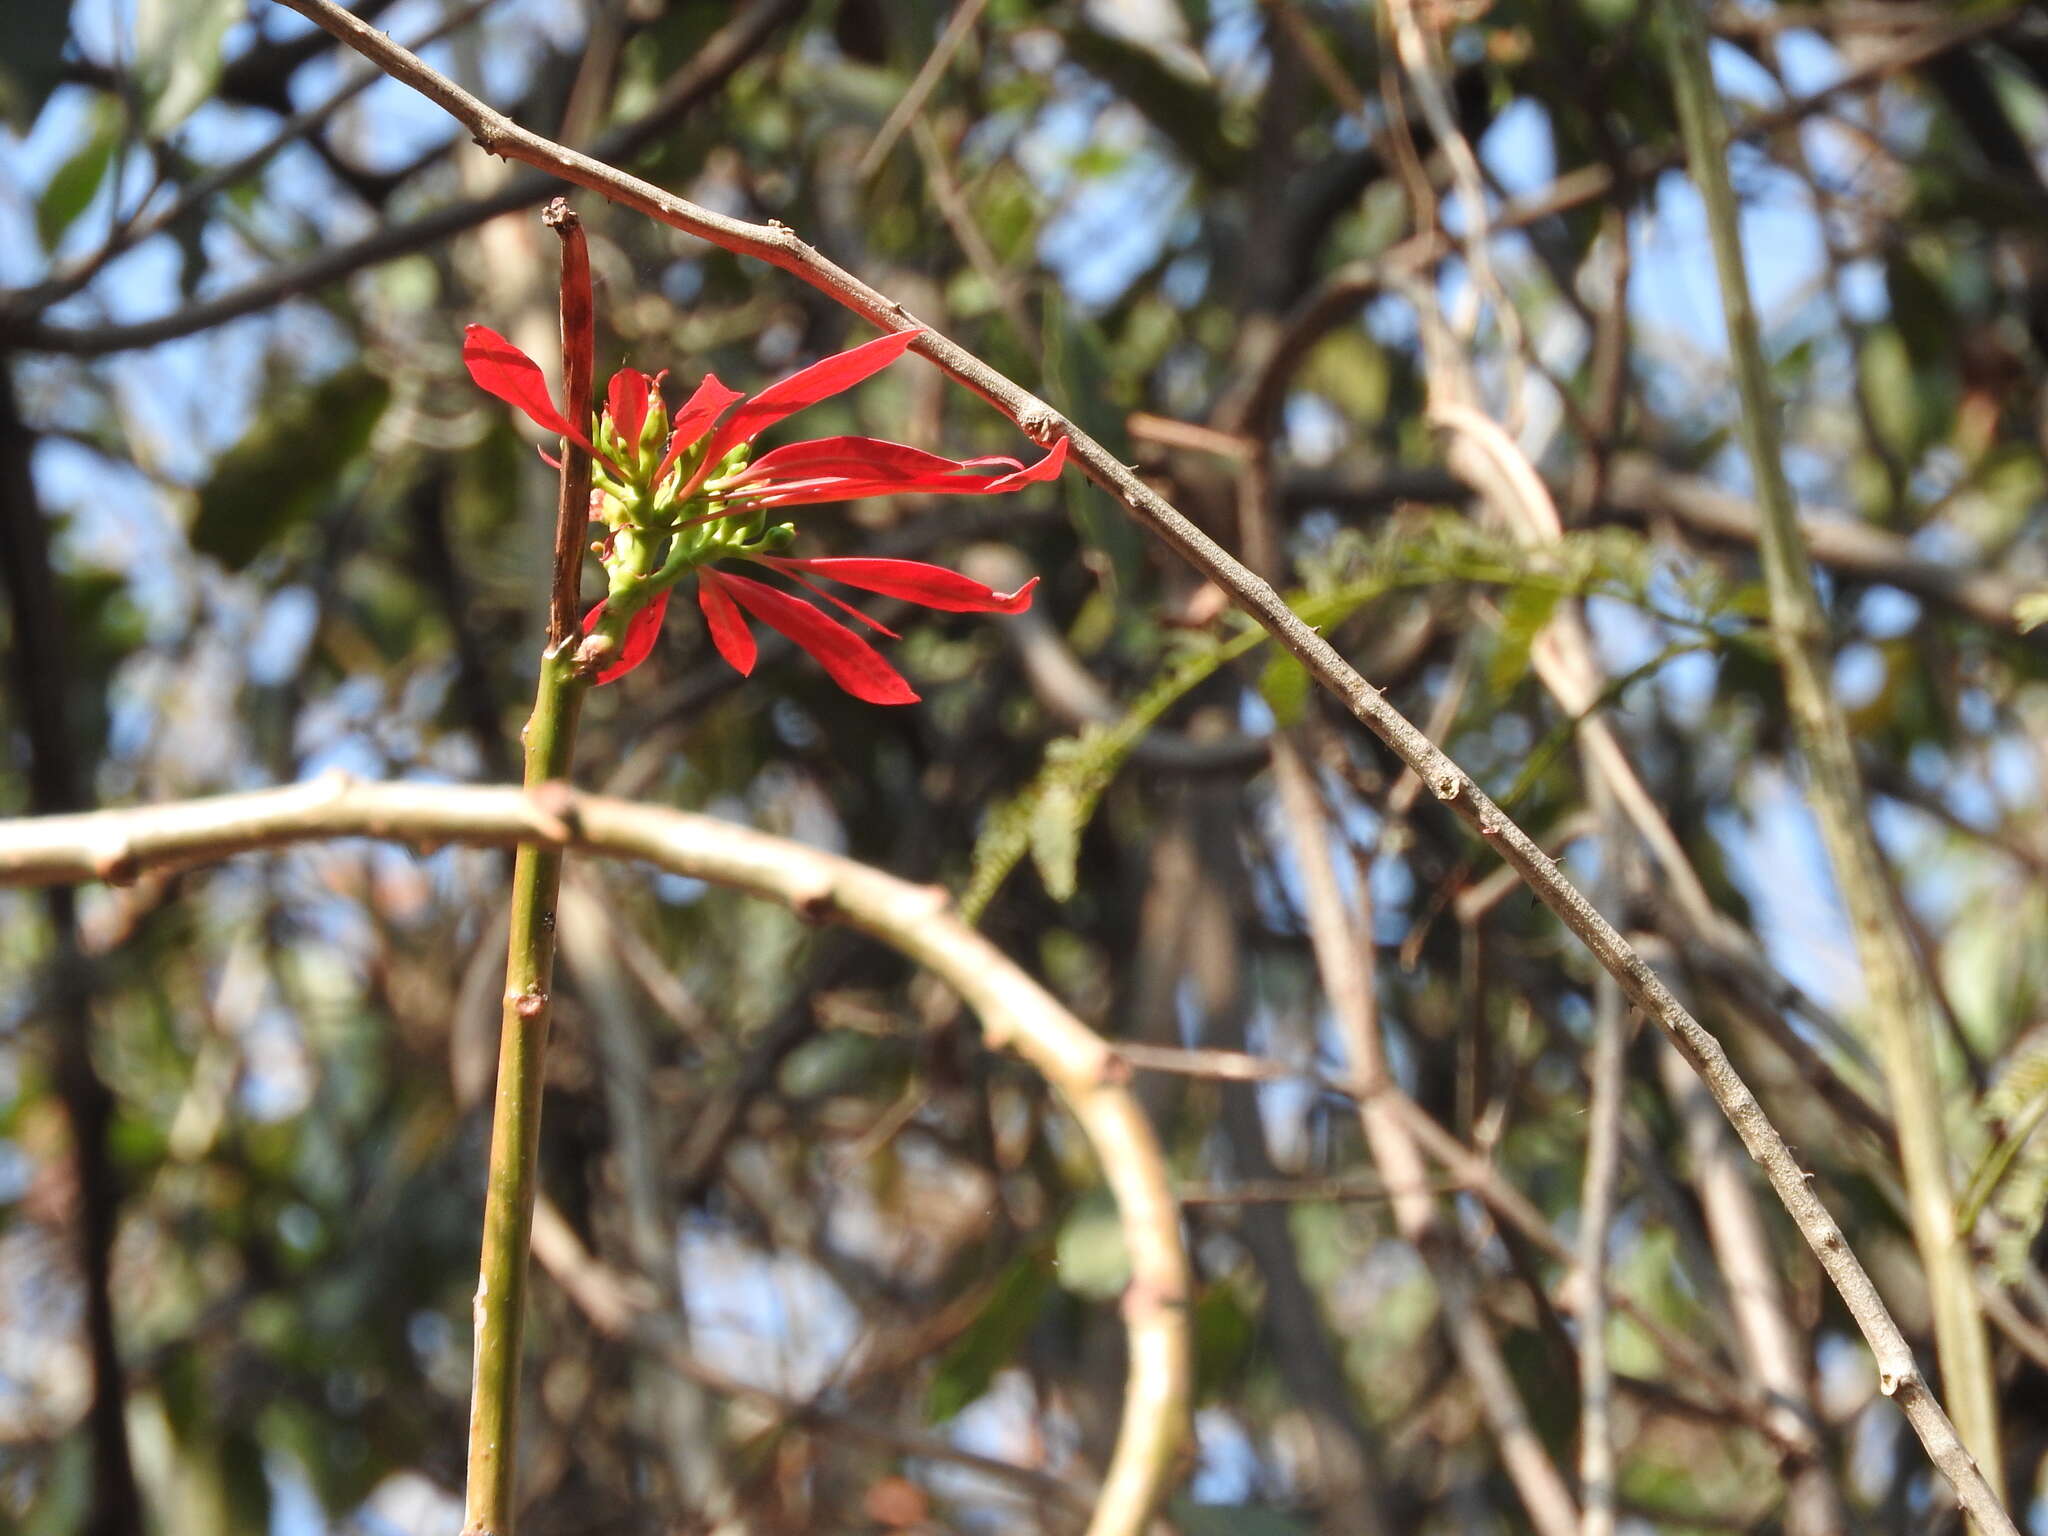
[0,777,1191,1536]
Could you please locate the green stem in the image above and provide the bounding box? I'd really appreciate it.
[462,638,585,1535]
[1660,0,2004,1504]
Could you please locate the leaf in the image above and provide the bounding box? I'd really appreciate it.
[1487,582,1564,695]
[136,0,242,136]
[1191,1283,1256,1402]
[1857,324,1923,461]
[36,104,118,251]
[190,369,390,570]
[1258,652,1309,729]
[1053,1188,1130,1300]
[924,1254,1052,1423]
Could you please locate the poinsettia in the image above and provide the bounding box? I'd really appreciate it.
[463,325,1064,703]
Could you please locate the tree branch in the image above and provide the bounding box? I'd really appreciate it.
[1663,0,2006,1513]
[0,777,1193,1536]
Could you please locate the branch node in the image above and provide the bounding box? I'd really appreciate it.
[91,834,139,887]
[1016,403,1063,444]
[792,876,840,925]
[510,987,548,1020]
[571,631,616,677]
[1431,769,1463,802]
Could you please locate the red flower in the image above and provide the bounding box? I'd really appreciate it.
[463,325,1063,702]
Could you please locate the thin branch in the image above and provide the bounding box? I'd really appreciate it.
[461,205,595,1534]
[5,5,1995,360]
[0,0,500,319]
[857,0,992,180]
[1663,0,2006,1514]
[0,0,800,354]
[526,1196,1091,1521]
[1270,743,1579,1536]
[541,200,592,650]
[0,371,143,1536]
[0,777,1193,1536]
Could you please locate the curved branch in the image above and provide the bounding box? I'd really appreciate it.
[0,777,1192,1536]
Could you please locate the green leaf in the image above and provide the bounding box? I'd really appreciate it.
[137,0,243,136]
[37,106,119,251]
[1053,1188,1131,1300]
[924,1254,1053,1423]
[1487,582,1564,695]
[1191,1283,1256,1401]
[1857,325,1923,461]
[190,369,390,570]
[1258,652,1309,729]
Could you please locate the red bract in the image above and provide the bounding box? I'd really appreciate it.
[584,557,1037,703]
[463,325,619,475]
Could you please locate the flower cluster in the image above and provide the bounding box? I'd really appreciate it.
[463,325,1065,703]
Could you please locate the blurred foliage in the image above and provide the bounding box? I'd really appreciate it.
[3,1,2048,1533]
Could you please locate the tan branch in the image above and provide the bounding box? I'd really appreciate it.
[0,778,1190,1536]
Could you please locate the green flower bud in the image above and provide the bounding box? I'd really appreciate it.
[639,395,669,463]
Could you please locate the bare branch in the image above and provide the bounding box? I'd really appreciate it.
[0,777,1193,1536]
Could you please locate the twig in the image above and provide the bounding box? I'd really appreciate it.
[1662,0,2007,1518]
[527,1197,1090,1517]
[1575,790,1627,1536]
[0,0,800,353]
[1653,999,1846,1534]
[2,10,1994,357]
[1270,741,1579,1536]
[0,777,1193,1536]
[462,207,594,1536]
[541,201,592,650]
[0,375,143,1536]
[857,0,992,180]
[2,0,500,318]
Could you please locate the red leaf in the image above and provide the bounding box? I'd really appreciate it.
[696,570,757,677]
[983,435,1069,492]
[754,562,902,638]
[655,373,745,486]
[738,436,980,485]
[696,330,921,474]
[584,589,672,684]
[465,325,575,437]
[710,570,918,705]
[731,437,1070,510]
[465,323,614,468]
[762,557,1038,614]
[606,366,654,451]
